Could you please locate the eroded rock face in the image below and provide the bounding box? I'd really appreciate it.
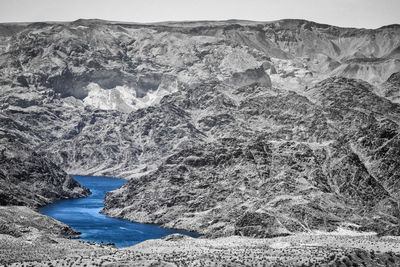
[0,206,80,237]
[102,75,400,237]
[381,72,400,103]
[106,75,400,236]
[1,19,400,237]
[0,139,90,207]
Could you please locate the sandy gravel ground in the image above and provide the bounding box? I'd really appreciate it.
[2,232,400,266]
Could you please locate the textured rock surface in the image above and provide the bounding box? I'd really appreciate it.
[5,233,400,266]
[381,72,400,103]
[0,139,90,207]
[104,76,400,237]
[1,19,400,237]
[0,205,113,265]
[0,206,80,237]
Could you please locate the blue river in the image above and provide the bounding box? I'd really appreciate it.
[39,175,199,247]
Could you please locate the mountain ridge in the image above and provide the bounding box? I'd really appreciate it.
[2,18,399,30]
[1,18,400,238]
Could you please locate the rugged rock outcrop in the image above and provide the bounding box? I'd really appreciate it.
[0,206,80,237]
[1,19,400,237]
[381,72,400,103]
[0,139,90,207]
[103,77,400,237]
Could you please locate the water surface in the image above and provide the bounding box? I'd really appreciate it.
[40,175,198,247]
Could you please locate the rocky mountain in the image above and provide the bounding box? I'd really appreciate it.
[1,19,400,237]
[103,76,400,237]
[0,206,81,238]
[381,72,400,103]
[0,139,90,207]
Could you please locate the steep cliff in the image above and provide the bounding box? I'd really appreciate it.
[0,139,90,207]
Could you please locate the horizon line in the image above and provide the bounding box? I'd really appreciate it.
[1,18,399,30]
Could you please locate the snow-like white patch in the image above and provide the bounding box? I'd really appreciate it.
[83,82,177,113]
[219,47,261,74]
[83,83,136,112]
[71,26,89,30]
[310,227,377,236]
[269,242,291,249]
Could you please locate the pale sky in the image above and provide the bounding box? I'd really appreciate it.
[0,0,399,29]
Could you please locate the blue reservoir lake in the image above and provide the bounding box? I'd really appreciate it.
[39,175,199,247]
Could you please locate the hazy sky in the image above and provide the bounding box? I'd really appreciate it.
[0,0,399,29]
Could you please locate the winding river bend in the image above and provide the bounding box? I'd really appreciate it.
[40,175,199,247]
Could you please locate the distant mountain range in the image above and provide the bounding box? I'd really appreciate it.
[1,19,400,237]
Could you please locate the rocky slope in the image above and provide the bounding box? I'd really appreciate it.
[1,19,400,238]
[1,19,400,176]
[4,233,400,266]
[0,139,90,207]
[103,77,400,237]
[380,71,400,103]
[0,206,81,238]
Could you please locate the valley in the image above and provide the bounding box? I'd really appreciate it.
[1,18,400,265]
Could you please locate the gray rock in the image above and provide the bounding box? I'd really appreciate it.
[1,19,400,238]
[0,139,90,207]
